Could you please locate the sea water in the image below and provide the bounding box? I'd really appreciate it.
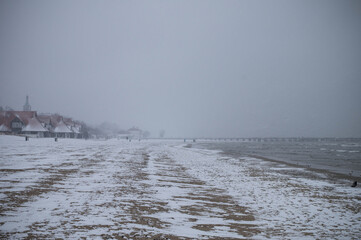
[197,139,361,178]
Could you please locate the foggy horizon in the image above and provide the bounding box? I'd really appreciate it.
[1,0,361,138]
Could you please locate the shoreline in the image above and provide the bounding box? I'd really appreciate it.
[248,154,360,183]
[175,144,361,238]
[193,140,361,184]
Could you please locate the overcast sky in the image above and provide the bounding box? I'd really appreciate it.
[1,0,360,138]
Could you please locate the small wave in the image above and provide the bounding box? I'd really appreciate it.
[336,150,347,153]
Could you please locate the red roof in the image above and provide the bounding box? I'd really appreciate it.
[1,111,84,135]
[0,111,36,129]
[37,115,52,125]
[0,112,11,132]
[38,114,69,128]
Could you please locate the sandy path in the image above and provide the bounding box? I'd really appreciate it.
[0,139,258,239]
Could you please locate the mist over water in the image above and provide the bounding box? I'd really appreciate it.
[1,0,361,138]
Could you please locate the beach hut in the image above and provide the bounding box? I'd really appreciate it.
[22,117,48,137]
[53,119,73,138]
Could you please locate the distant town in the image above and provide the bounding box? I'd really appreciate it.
[0,96,145,139]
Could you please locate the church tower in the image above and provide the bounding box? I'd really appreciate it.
[23,95,31,111]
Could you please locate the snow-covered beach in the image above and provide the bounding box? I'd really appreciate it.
[0,135,360,239]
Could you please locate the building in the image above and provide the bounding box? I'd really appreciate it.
[53,119,73,138]
[23,95,31,111]
[22,116,48,137]
[37,114,55,137]
[0,110,86,138]
[0,96,87,138]
[0,111,47,137]
[128,127,142,139]
[0,112,11,133]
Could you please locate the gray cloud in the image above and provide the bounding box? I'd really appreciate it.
[1,0,361,137]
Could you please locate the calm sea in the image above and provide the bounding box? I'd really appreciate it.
[196,139,361,178]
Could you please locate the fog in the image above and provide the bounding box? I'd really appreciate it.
[1,0,360,138]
